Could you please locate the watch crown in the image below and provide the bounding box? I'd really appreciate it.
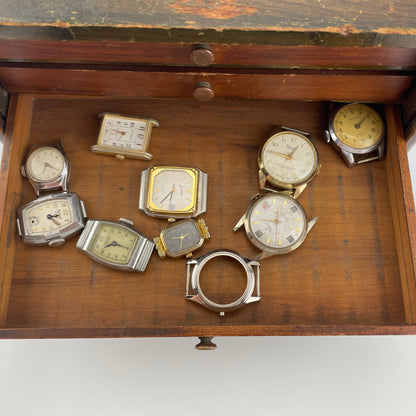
[154,236,166,258]
[324,130,331,144]
[196,219,210,239]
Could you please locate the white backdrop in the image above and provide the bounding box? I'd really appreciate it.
[1,141,416,416]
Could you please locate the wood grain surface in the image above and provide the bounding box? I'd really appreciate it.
[0,1,415,47]
[0,95,414,337]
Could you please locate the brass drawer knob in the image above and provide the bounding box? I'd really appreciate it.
[190,44,214,66]
[195,337,217,350]
[193,81,214,102]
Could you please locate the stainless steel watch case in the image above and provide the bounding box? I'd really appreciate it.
[76,218,155,272]
[186,249,261,316]
[138,165,208,219]
[16,191,87,247]
[21,142,70,196]
[325,103,386,168]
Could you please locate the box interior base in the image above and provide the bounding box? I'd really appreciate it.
[0,96,407,334]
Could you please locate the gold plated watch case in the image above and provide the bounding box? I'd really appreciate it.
[325,103,385,167]
[234,193,317,260]
[138,165,208,219]
[154,218,210,258]
[258,126,320,199]
[91,113,159,160]
[21,142,70,196]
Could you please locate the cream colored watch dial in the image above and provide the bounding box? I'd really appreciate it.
[23,198,74,236]
[26,146,65,182]
[248,194,307,250]
[89,223,139,265]
[261,132,318,185]
[332,103,384,150]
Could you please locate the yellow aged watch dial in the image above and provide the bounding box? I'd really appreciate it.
[332,103,384,150]
[89,223,139,265]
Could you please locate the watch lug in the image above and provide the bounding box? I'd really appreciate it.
[307,217,318,234]
[233,214,246,231]
[293,183,307,199]
[254,250,275,261]
[341,149,355,168]
[20,165,27,177]
[258,169,267,190]
[16,219,22,236]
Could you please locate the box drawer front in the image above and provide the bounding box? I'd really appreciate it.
[0,67,413,102]
[2,40,416,70]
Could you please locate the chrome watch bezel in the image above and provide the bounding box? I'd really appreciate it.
[76,218,154,272]
[186,249,261,315]
[21,143,70,196]
[16,191,86,247]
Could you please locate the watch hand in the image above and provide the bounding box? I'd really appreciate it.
[258,218,278,224]
[160,184,176,204]
[43,162,59,172]
[354,117,367,129]
[104,240,128,249]
[287,146,299,158]
[47,213,60,226]
[269,150,290,160]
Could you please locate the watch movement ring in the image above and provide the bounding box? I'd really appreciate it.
[186,249,261,315]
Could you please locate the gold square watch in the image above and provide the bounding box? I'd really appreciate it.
[138,165,208,219]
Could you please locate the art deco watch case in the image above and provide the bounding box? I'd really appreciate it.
[91,113,159,160]
[21,143,70,196]
[16,192,87,247]
[234,193,317,260]
[325,103,386,167]
[138,165,208,219]
[76,218,154,272]
[258,126,320,198]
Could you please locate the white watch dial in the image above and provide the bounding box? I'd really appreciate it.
[100,115,147,151]
[26,146,66,182]
[248,194,307,250]
[23,198,74,236]
[148,167,198,214]
[261,131,318,186]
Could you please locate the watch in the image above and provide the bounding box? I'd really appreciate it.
[233,193,317,260]
[138,165,208,219]
[16,191,87,247]
[186,249,261,316]
[91,113,158,160]
[154,218,210,259]
[325,102,385,167]
[258,126,320,198]
[76,218,154,272]
[21,142,69,196]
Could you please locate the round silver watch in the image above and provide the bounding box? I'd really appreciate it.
[186,249,261,315]
[21,142,70,196]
